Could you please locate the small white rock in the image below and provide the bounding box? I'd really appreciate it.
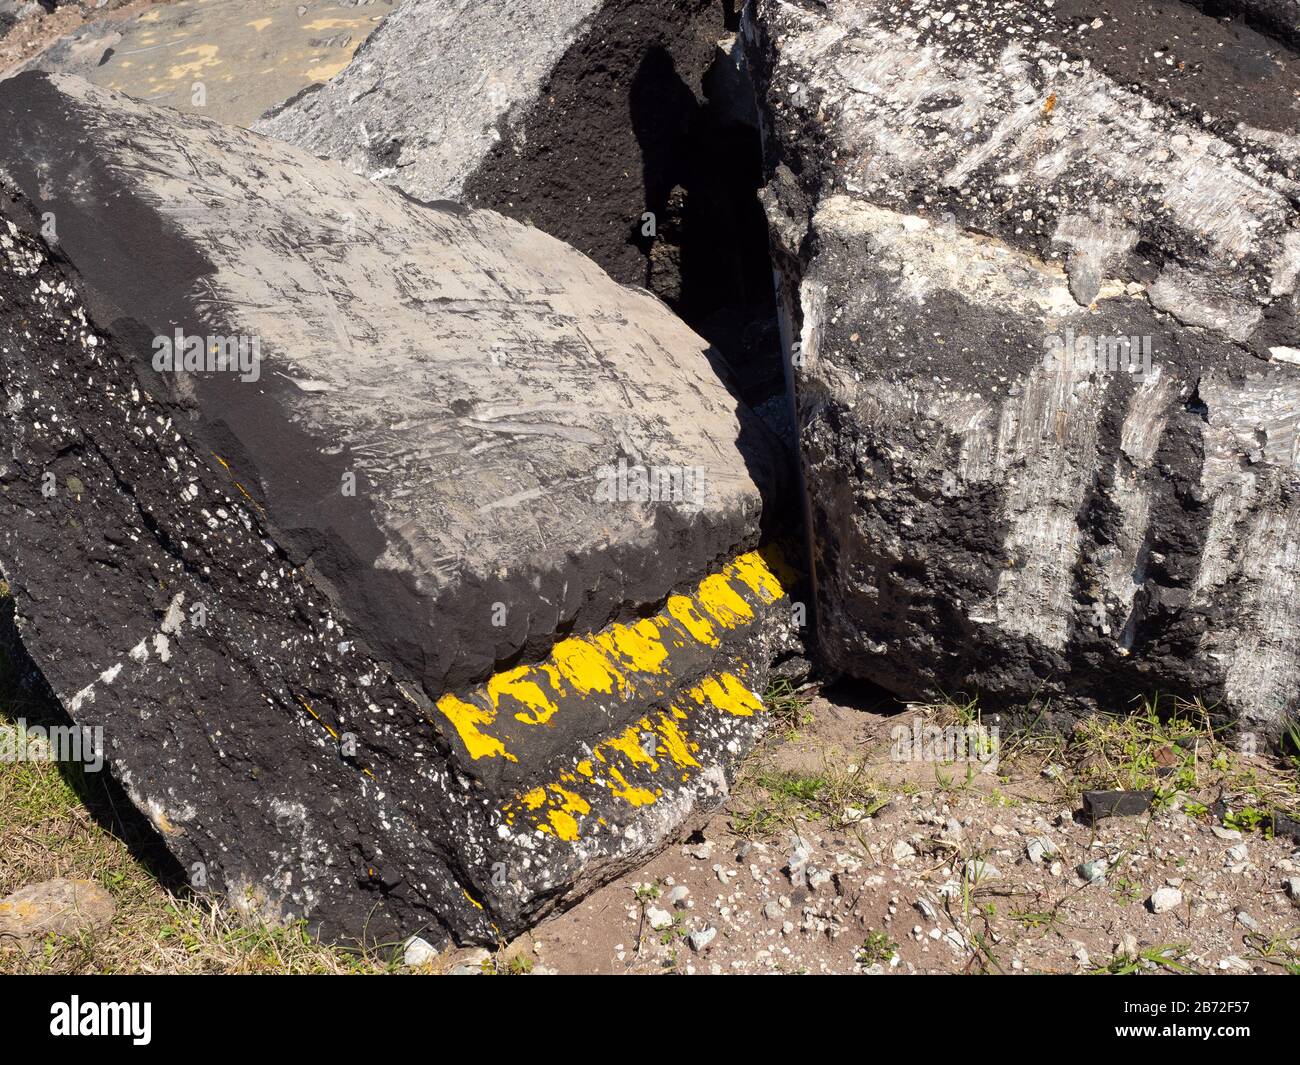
[402,936,439,968]
[688,926,717,952]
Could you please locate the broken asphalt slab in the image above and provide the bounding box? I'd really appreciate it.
[1082,790,1156,823]
[259,0,789,426]
[0,71,803,944]
[745,0,1300,740]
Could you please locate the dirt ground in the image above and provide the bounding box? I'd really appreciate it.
[440,689,1300,975]
[3,679,1299,974]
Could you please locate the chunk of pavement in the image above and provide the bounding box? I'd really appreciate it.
[666,885,690,909]
[645,907,674,932]
[255,0,604,201]
[1083,791,1155,823]
[0,72,797,946]
[0,879,115,951]
[1272,812,1300,845]
[745,0,1300,739]
[6,0,389,127]
[1148,887,1183,914]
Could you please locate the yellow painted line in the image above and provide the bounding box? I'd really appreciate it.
[284,544,794,845]
[475,545,795,841]
[210,452,266,517]
[434,548,789,766]
[296,695,338,741]
[501,668,769,838]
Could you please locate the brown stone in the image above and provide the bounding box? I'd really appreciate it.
[0,878,116,952]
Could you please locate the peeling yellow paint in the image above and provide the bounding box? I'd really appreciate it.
[165,45,222,84]
[688,672,762,717]
[730,551,785,603]
[552,637,625,696]
[303,17,363,29]
[603,723,659,771]
[697,572,755,628]
[655,713,699,769]
[451,548,791,838]
[436,694,517,762]
[606,767,657,807]
[488,664,560,726]
[306,59,354,82]
[667,594,718,646]
[599,618,669,674]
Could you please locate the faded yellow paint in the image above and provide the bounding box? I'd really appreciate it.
[606,768,657,807]
[303,17,364,29]
[655,713,699,769]
[450,548,790,837]
[547,809,580,840]
[306,58,354,82]
[599,618,669,674]
[246,18,272,31]
[165,45,222,84]
[436,694,517,762]
[602,723,659,771]
[296,696,339,741]
[550,785,591,815]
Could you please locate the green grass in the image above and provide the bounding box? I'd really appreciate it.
[856,930,898,966]
[1093,943,1199,975]
[732,765,886,838]
[0,688,411,974]
[763,678,814,737]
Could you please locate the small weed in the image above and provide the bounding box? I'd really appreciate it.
[763,679,813,737]
[1094,943,1198,975]
[856,931,898,966]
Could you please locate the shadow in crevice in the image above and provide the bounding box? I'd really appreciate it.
[0,598,190,896]
[628,45,786,411]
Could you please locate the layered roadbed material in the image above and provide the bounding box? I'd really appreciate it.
[0,71,800,943]
[746,0,1300,738]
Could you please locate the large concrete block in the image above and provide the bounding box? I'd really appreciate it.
[0,71,799,942]
[746,0,1300,738]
